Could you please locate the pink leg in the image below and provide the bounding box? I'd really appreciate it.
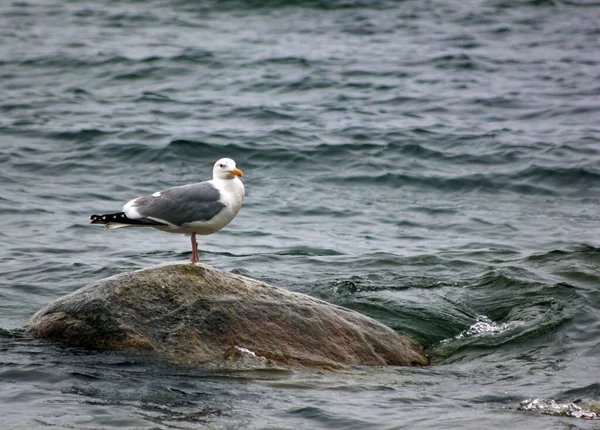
[191,233,199,263]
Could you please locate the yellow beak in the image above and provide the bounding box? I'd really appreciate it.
[230,168,243,177]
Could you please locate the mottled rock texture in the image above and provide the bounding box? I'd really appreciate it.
[29,264,429,370]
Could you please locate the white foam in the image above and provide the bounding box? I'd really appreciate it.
[455,315,512,339]
[519,398,598,419]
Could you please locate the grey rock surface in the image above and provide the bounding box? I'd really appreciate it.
[29,264,429,370]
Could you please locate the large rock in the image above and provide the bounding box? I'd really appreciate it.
[29,264,429,370]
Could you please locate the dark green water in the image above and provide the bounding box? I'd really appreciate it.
[1,0,599,428]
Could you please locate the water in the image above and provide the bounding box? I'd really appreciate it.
[1,0,600,428]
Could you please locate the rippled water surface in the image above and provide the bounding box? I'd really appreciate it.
[1,0,600,429]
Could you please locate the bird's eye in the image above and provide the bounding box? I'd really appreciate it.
[219,164,225,168]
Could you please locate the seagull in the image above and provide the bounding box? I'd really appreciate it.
[90,158,245,263]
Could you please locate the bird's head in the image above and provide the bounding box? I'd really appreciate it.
[213,158,243,180]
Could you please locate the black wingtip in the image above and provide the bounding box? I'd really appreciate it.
[89,212,167,226]
[90,212,126,224]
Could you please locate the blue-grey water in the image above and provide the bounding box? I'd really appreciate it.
[1,0,600,428]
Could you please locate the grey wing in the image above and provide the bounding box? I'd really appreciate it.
[129,182,226,227]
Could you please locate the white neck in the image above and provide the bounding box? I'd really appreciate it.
[213,177,245,202]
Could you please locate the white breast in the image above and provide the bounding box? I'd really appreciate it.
[183,177,245,235]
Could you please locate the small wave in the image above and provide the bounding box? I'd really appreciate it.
[431,268,581,361]
[349,252,445,268]
[518,398,598,419]
[93,142,172,165]
[270,205,362,218]
[516,164,600,192]
[328,171,558,195]
[0,328,26,339]
[341,69,413,79]
[69,6,174,27]
[279,76,337,92]
[525,244,600,264]
[407,206,459,217]
[406,53,499,72]
[249,56,312,67]
[341,20,393,36]
[135,91,174,102]
[18,54,131,68]
[372,95,430,106]
[168,138,321,168]
[230,106,297,121]
[470,95,538,110]
[453,315,520,340]
[517,104,600,120]
[329,161,599,195]
[203,0,396,10]
[49,129,115,143]
[171,48,216,64]
[112,66,186,81]
[167,139,259,161]
[275,246,342,257]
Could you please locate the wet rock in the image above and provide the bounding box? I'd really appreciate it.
[29,264,429,370]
